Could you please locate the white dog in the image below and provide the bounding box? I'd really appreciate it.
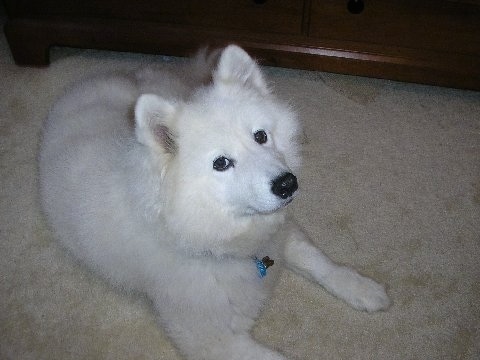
[39,45,390,360]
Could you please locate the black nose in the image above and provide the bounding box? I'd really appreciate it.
[271,173,298,199]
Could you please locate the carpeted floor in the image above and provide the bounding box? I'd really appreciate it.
[1,10,479,360]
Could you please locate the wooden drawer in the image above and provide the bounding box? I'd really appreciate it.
[309,0,480,56]
[5,0,305,35]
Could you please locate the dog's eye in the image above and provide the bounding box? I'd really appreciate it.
[213,156,234,171]
[254,130,268,144]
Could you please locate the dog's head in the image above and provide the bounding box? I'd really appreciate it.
[134,45,301,251]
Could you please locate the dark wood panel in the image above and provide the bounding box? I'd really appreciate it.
[4,0,305,35]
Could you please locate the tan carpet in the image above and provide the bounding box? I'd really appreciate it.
[1,11,479,360]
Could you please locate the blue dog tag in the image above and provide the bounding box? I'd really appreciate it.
[255,256,274,278]
[255,258,267,278]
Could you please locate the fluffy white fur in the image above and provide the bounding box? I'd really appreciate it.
[39,45,390,360]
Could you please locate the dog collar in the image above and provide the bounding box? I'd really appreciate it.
[255,256,274,278]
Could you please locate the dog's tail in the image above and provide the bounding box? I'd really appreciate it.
[189,46,223,85]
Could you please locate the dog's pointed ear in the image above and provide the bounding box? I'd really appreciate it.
[134,94,177,156]
[213,45,269,94]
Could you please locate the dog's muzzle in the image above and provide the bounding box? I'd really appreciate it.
[271,173,298,199]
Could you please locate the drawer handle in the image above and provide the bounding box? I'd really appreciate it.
[347,0,364,14]
[254,0,267,4]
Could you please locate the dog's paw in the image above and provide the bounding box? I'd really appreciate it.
[329,267,391,312]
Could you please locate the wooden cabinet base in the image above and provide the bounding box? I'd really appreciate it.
[3,0,480,91]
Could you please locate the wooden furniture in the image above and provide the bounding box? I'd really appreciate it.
[3,0,480,90]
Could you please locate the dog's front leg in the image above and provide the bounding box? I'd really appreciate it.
[149,270,287,360]
[284,225,390,312]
